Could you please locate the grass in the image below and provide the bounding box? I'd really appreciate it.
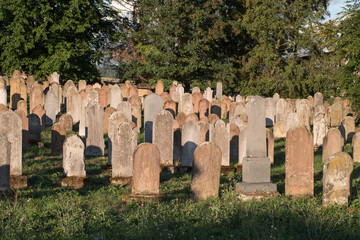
[1,127,360,239]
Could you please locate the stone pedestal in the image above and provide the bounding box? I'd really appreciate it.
[110,177,132,186]
[61,176,85,189]
[10,175,27,189]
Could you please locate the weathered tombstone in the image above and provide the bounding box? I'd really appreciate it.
[164,99,176,117]
[352,132,360,163]
[220,101,228,119]
[85,102,104,156]
[198,99,210,119]
[341,116,355,143]
[323,128,344,163]
[110,85,122,108]
[266,129,274,164]
[32,104,46,130]
[179,93,193,115]
[104,107,116,134]
[87,89,99,104]
[69,92,82,124]
[204,87,213,102]
[78,80,87,92]
[0,88,6,107]
[44,90,57,126]
[116,102,132,121]
[285,127,313,196]
[50,83,62,114]
[62,135,86,189]
[185,113,198,123]
[98,86,109,108]
[286,112,300,132]
[0,110,26,188]
[211,100,221,118]
[120,84,129,99]
[176,84,184,102]
[276,99,289,123]
[15,109,29,150]
[176,112,186,127]
[230,123,240,164]
[30,84,44,112]
[59,114,73,132]
[208,113,220,125]
[273,93,280,106]
[155,80,164,95]
[110,122,135,185]
[190,142,221,201]
[51,123,66,155]
[50,72,60,84]
[216,82,222,100]
[131,102,142,132]
[169,84,177,98]
[198,120,209,144]
[0,131,10,191]
[331,102,342,127]
[66,86,78,114]
[108,112,130,165]
[192,87,200,94]
[144,94,163,143]
[297,99,311,130]
[181,119,200,167]
[313,112,327,147]
[210,120,230,166]
[192,92,203,113]
[17,100,27,115]
[10,76,21,110]
[28,114,41,142]
[236,96,277,196]
[314,92,323,106]
[153,110,174,169]
[323,152,353,205]
[265,98,274,126]
[131,143,161,197]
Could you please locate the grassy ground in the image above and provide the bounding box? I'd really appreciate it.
[1,127,360,239]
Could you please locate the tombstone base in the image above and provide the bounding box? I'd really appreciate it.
[242,157,271,183]
[110,177,132,186]
[236,182,278,200]
[221,166,236,175]
[161,165,175,174]
[10,175,28,189]
[61,177,86,189]
[122,194,166,203]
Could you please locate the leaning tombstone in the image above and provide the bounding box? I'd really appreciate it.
[62,135,86,189]
[323,152,353,205]
[236,96,277,199]
[285,127,314,196]
[190,142,221,201]
[323,128,344,163]
[123,143,164,202]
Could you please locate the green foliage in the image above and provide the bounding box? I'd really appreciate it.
[0,0,121,83]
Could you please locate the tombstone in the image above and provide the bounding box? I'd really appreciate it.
[330,102,342,127]
[352,132,360,163]
[190,142,221,201]
[59,114,73,132]
[104,107,116,134]
[220,101,228,119]
[181,119,200,167]
[78,80,87,92]
[323,128,344,163]
[28,114,41,142]
[265,98,274,126]
[176,112,186,127]
[10,76,21,110]
[297,99,310,130]
[153,110,174,168]
[87,89,99,104]
[98,86,109,108]
[16,99,27,115]
[0,88,6,106]
[236,96,277,195]
[273,121,286,138]
[341,116,355,143]
[204,87,213,102]
[285,127,313,196]
[192,92,203,113]
[32,104,46,130]
[208,113,220,125]
[273,93,280,106]
[230,123,240,164]
[0,131,10,191]
[236,95,243,103]
[286,112,300,132]
[85,102,104,156]
[314,92,323,106]
[160,92,170,103]
[176,85,184,102]
[116,102,132,121]
[15,109,29,150]
[210,120,230,166]
[50,72,60,84]
[68,92,82,124]
[66,86,78,114]
[266,129,274,164]
[131,102,142,132]
[216,82,222,100]
[198,120,209,144]
[110,85,122,108]
[169,84,177,98]
[211,100,221,118]
[198,99,210,119]
[44,90,57,126]
[110,122,135,185]
[120,84,129,99]
[50,83,62,114]
[323,152,353,205]
[93,82,102,89]
[0,110,26,188]
[164,99,176,117]
[313,112,327,147]
[144,94,163,143]
[108,112,130,164]
[30,83,44,112]
[155,80,164,95]
[129,85,138,97]
[185,113,198,123]
[51,123,66,155]
[62,135,86,189]
[131,143,161,196]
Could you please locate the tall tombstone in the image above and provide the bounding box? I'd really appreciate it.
[265,98,274,126]
[87,89,99,104]
[210,120,230,166]
[313,112,327,147]
[0,131,10,191]
[155,80,164,95]
[30,84,44,112]
[79,93,87,136]
[0,88,6,106]
[169,84,177,98]
[50,83,62,114]
[50,72,60,84]
[190,142,221,201]
[108,112,130,165]
[131,143,161,195]
[330,102,342,127]
[192,92,203,114]
[62,135,86,189]
[51,122,66,155]
[273,93,280,105]
[266,128,274,164]
[230,123,240,164]
[285,127,313,196]
[98,86,109,108]
[198,99,210,119]
[15,109,29,151]
[111,122,135,185]
[204,87,213,102]
[17,100,27,115]
[341,116,355,143]
[198,120,209,144]
[314,92,323,106]
[144,94,163,143]
[323,152,353,205]
[153,110,174,168]
[215,82,222,100]
[28,113,41,142]
[78,80,87,92]
[352,132,360,163]
[323,128,344,163]
[110,85,122,109]
[297,99,310,130]
[85,102,104,156]
[59,113,73,132]
[69,92,82,124]
[236,96,277,194]
[131,102,142,132]
[116,102,132,121]
[44,89,57,126]
[180,93,193,115]
[176,85,184,102]
[66,86,78,114]
[181,119,200,167]
[286,112,300,132]
[104,107,116,134]
[9,76,21,110]
[275,99,289,123]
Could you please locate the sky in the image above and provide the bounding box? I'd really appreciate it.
[327,0,348,20]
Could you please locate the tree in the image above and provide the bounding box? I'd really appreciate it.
[0,0,122,83]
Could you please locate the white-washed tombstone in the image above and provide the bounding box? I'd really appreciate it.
[313,112,327,147]
[50,72,60,84]
[204,87,213,102]
[180,93,193,115]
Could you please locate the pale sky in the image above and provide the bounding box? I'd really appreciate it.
[327,0,348,19]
